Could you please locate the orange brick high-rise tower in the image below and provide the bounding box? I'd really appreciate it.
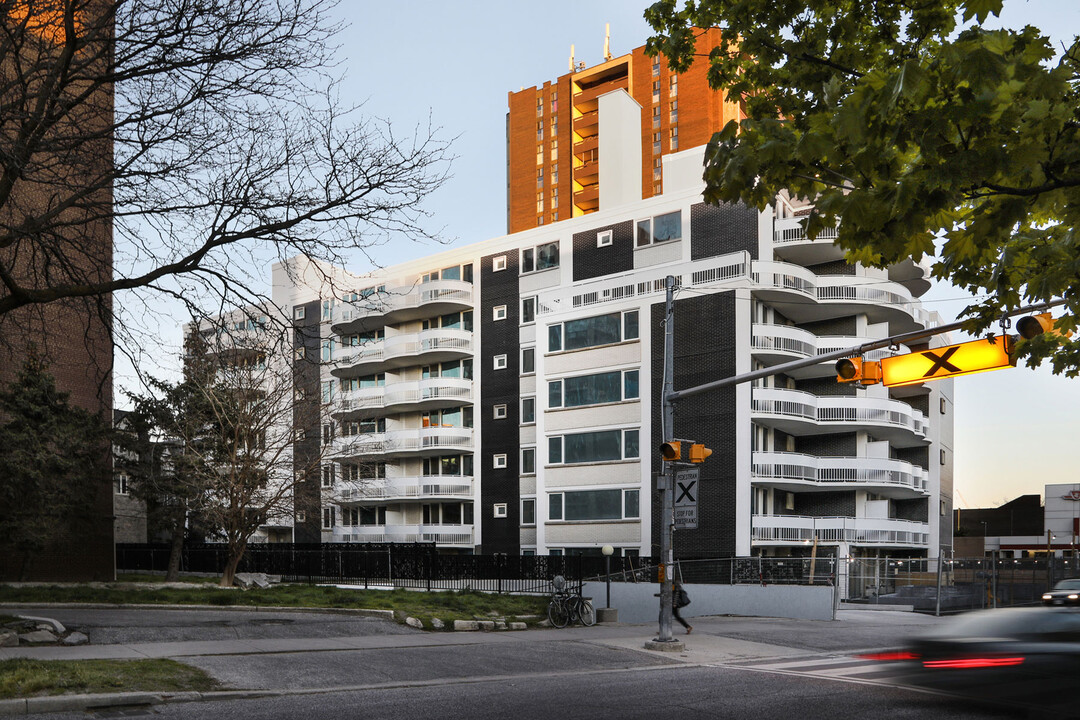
[506,27,743,234]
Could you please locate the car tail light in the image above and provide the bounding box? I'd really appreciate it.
[858,651,920,661]
[923,657,1025,669]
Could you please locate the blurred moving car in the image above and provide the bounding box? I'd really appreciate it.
[882,607,1080,713]
[1042,578,1080,606]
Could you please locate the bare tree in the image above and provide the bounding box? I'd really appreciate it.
[0,0,451,363]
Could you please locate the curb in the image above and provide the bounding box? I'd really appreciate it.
[0,603,395,620]
[0,690,284,717]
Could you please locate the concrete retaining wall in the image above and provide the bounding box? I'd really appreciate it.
[583,581,837,623]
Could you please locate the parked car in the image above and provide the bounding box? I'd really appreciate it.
[888,607,1080,713]
[1042,578,1080,606]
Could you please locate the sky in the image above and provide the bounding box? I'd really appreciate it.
[117,0,1080,510]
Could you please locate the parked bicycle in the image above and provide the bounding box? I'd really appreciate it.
[547,575,596,628]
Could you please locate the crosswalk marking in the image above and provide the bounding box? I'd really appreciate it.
[724,653,912,687]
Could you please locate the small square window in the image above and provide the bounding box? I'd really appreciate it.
[296,511,306,523]
[940,449,947,465]
[940,500,947,517]
[494,354,507,370]
[294,306,306,320]
[494,305,507,321]
[940,397,947,414]
[493,404,507,419]
[493,453,507,469]
[493,255,507,272]
[597,230,613,247]
[494,503,508,518]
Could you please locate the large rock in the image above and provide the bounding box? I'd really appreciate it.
[431,618,445,629]
[0,630,17,647]
[233,572,272,589]
[405,617,423,629]
[61,632,89,646]
[19,630,58,644]
[453,620,479,631]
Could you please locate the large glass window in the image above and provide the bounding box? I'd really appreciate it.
[548,310,639,353]
[521,241,559,274]
[548,429,640,465]
[637,210,682,247]
[548,489,640,521]
[548,370,639,408]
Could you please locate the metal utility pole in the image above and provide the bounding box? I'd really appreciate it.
[656,275,677,644]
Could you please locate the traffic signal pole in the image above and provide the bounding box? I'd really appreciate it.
[657,275,676,644]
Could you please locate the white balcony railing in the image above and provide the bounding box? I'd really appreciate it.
[751,261,817,298]
[751,452,928,492]
[751,515,930,546]
[330,427,474,457]
[335,378,473,415]
[337,524,474,545]
[336,476,474,502]
[751,388,929,438]
[752,326,913,364]
[773,217,840,245]
[331,279,474,326]
[333,329,473,370]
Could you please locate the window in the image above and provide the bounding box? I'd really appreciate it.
[521,347,535,374]
[321,381,334,404]
[294,306,305,320]
[521,396,535,424]
[521,446,536,474]
[652,131,661,155]
[295,428,306,441]
[423,455,472,477]
[493,404,507,419]
[537,120,544,142]
[652,105,661,129]
[548,370,639,408]
[521,297,536,324]
[521,498,536,525]
[422,406,472,429]
[321,339,334,362]
[321,299,334,321]
[536,146,543,165]
[322,423,334,445]
[116,474,130,495]
[494,354,507,370]
[294,346,306,361]
[493,305,507,321]
[322,507,335,529]
[669,74,678,97]
[940,397,947,414]
[548,310,639,352]
[636,210,682,247]
[537,167,544,188]
[536,95,543,116]
[551,187,558,209]
[670,126,679,151]
[551,165,558,185]
[652,59,660,76]
[493,255,507,272]
[493,453,507,469]
[547,489,640,521]
[652,79,660,103]
[597,229,613,248]
[548,429,640,465]
[550,141,558,162]
[551,117,558,137]
[670,99,678,124]
[521,241,559,274]
[536,191,544,213]
[940,449,947,465]
[296,511,306,523]
[494,503,508,518]
[321,464,334,488]
[551,91,558,113]
[342,417,386,435]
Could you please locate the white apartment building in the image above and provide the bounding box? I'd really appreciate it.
[266,88,955,563]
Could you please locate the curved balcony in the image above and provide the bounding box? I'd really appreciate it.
[334,378,474,419]
[332,329,473,377]
[335,524,474,547]
[336,476,474,503]
[772,217,845,265]
[888,257,933,298]
[751,325,912,377]
[330,427,474,459]
[751,388,928,447]
[330,279,474,333]
[751,260,935,333]
[751,452,928,497]
[751,515,929,548]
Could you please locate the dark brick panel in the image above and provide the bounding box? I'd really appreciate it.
[794,491,856,517]
[795,377,856,397]
[893,498,929,522]
[894,446,929,471]
[690,202,759,261]
[479,252,521,554]
[651,292,739,560]
[572,220,633,282]
[905,393,930,415]
[807,260,856,276]
[794,433,858,457]
[798,317,857,336]
[294,299,322,543]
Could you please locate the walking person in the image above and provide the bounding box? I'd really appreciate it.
[672,580,692,634]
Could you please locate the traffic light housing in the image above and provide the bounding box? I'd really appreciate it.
[835,357,881,385]
[659,441,681,461]
[1016,313,1073,340]
[688,443,712,463]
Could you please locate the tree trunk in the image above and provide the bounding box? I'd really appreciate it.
[220,539,246,587]
[165,509,186,582]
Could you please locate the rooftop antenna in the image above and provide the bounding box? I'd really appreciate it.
[569,44,575,73]
[604,23,612,60]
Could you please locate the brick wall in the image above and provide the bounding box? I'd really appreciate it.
[794,491,856,517]
[794,433,858,457]
[479,252,521,553]
[799,317,857,335]
[795,377,856,397]
[690,201,760,261]
[293,300,321,543]
[572,220,634,282]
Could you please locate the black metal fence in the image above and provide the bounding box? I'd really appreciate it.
[115,544,586,594]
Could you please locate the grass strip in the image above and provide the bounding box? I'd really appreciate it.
[0,585,549,625]
[0,658,218,700]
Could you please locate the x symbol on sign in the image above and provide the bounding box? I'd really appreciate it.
[676,481,696,503]
[922,347,961,377]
